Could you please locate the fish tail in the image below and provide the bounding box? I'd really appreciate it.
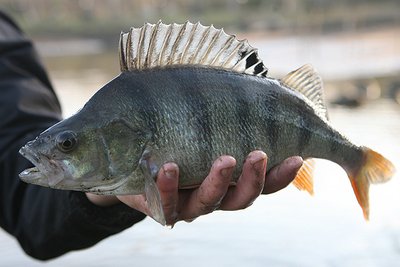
[346,146,395,220]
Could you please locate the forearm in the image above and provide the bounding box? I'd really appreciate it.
[0,12,146,259]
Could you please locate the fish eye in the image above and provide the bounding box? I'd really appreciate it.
[56,131,78,153]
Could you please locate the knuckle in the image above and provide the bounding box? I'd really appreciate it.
[236,200,255,210]
[162,201,175,213]
[198,198,221,214]
[252,178,265,194]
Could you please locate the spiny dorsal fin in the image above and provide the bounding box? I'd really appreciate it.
[281,64,328,120]
[119,21,268,76]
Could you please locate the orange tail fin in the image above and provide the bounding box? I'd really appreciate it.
[347,147,395,220]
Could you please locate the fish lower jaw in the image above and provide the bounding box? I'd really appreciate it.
[19,167,59,188]
[86,176,134,195]
[19,167,49,186]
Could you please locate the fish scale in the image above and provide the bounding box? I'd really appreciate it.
[114,67,355,186]
[19,22,395,225]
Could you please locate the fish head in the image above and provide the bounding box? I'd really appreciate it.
[19,118,114,192]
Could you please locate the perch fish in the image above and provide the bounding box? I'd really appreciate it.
[19,21,395,225]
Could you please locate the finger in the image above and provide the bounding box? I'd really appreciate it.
[219,151,267,210]
[262,156,303,194]
[117,194,148,215]
[86,193,120,207]
[177,155,236,221]
[157,162,179,225]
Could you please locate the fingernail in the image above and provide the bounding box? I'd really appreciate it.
[252,158,266,171]
[220,166,234,178]
[163,166,176,179]
[249,152,267,170]
[285,156,303,170]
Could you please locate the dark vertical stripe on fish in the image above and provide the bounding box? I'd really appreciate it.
[297,116,312,154]
[179,74,213,161]
[232,91,253,154]
[263,97,278,155]
[329,134,340,155]
[117,73,159,136]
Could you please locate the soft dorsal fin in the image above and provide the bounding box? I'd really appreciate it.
[119,21,268,77]
[281,64,328,120]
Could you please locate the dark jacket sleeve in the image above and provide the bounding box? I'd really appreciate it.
[0,11,146,260]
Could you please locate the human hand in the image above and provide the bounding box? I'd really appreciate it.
[87,151,303,226]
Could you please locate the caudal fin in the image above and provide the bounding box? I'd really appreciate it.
[347,147,395,220]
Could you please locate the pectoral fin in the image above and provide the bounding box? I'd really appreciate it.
[140,152,166,225]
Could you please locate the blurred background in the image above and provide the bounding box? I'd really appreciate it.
[0,0,399,266]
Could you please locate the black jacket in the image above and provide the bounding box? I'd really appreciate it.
[0,11,146,260]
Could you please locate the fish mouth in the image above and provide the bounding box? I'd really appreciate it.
[19,145,65,187]
[19,166,45,183]
[18,145,130,193]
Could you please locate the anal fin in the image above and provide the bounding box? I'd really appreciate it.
[292,158,315,195]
